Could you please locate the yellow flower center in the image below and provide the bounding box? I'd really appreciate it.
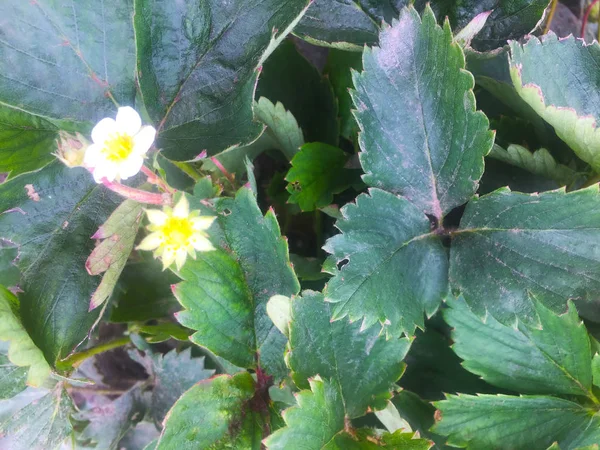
[102,133,135,162]
[161,217,194,249]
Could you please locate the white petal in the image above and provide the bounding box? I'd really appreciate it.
[118,155,144,180]
[191,235,215,251]
[175,248,188,271]
[92,163,113,183]
[161,247,177,270]
[191,216,216,231]
[91,118,117,144]
[133,126,156,155]
[83,144,102,168]
[115,106,142,135]
[146,209,168,226]
[173,195,190,218]
[137,232,163,251]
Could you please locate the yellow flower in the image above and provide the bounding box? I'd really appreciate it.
[137,196,216,270]
[84,107,156,183]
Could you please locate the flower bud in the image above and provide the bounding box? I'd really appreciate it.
[54,131,89,168]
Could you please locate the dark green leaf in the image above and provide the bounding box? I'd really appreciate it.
[287,291,412,418]
[352,6,493,219]
[0,105,59,180]
[449,186,600,324]
[446,297,594,397]
[510,34,600,171]
[433,394,600,449]
[156,372,263,449]
[324,189,448,337]
[256,39,338,146]
[135,0,311,160]
[109,259,181,323]
[153,153,196,192]
[295,1,407,50]
[0,1,135,122]
[0,387,74,450]
[286,143,355,211]
[174,188,300,379]
[0,347,28,400]
[0,162,119,364]
[325,49,363,140]
[75,384,146,450]
[0,242,20,288]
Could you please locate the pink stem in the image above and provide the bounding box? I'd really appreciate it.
[101,179,169,205]
[141,165,174,193]
[581,0,600,38]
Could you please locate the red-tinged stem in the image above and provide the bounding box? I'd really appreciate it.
[102,179,169,205]
[581,0,600,38]
[210,156,236,188]
[141,165,175,193]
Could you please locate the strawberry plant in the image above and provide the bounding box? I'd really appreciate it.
[1,1,600,449]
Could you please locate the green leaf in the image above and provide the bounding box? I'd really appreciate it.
[446,297,594,398]
[489,144,581,187]
[509,34,600,171]
[352,6,493,219]
[0,286,50,387]
[287,291,412,418]
[0,242,20,288]
[433,394,600,449]
[153,153,196,192]
[203,98,305,176]
[0,1,135,122]
[0,387,74,450]
[593,354,600,388]
[400,325,497,400]
[294,1,407,50]
[75,384,146,450]
[109,258,181,323]
[265,378,431,449]
[423,0,550,51]
[156,372,263,449]
[130,347,214,425]
[323,189,448,337]
[0,162,119,364]
[0,105,59,180]
[257,39,339,146]
[286,143,355,211]
[135,0,311,161]
[86,200,143,310]
[174,188,300,379]
[0,346,28,400]
[449,186,600,324]
[324,49,363,140]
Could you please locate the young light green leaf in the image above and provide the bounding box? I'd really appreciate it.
[174,188,300,380]
[157,372,262,449]
[0,105,59,180]
[446,297,594,398]
[510,34,600,171]
[433,394,600,449]
[288,291,412,418]
[75,384,146,450]
[0,2,135,122]
[352,6,493,219]
[0,387,74,450]
[130,346,214,425]
[86,200,144,310]
[294,1,406,50]
[489,144,581,187]
[454,11,492,48]
[324,189,448,337]
[257,39,339,146]
[0,286,50,387]
[286,143,355,211]
[449,186,600,325]
[135,0,311,161]
[0,162,119,364]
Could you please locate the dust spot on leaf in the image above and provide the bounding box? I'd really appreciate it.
[24,184,40,201]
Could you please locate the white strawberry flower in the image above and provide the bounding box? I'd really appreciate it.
[84,107,156,183]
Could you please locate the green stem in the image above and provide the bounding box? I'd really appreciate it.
[56,336,131,370]
[172,160,203,182]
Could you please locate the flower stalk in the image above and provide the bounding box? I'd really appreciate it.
[101,178,171,205]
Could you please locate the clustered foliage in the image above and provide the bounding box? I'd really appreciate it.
[1,1,600,449]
